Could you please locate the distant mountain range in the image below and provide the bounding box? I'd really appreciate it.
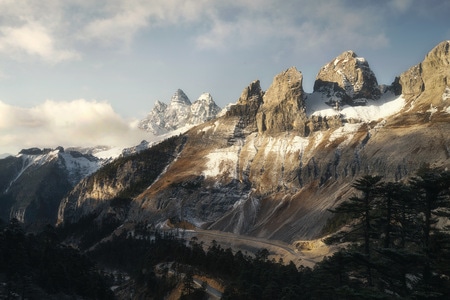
[1,40,449,243]
[138,89,223,135]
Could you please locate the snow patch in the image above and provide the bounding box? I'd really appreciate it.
[203,145,240,178]
[93,147,123,160]
[307,91,405,122]
[445,106,450,114]
[427,104,438,120]
[327,123,361,147]
[59,152,102,185]
[442,86,450,101]
[7,150,60,192]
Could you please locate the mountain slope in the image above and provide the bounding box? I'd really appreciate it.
[57,41,450,242]
[0,147,102,228]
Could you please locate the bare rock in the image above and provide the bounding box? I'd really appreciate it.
[256,67,308,135]
[399,40,450,109]
[226,80,264,130]
[314,50,381,105]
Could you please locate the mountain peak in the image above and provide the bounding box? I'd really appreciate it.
[314,50,380,105]
[256,67,307,135]
[139,90,221,134]
[189,93,221,125]
[170,89,191,106]
[196,92,214,103]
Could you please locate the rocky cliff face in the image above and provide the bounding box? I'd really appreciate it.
[0,147,102,228]
[225,80,264,135]
[314,50,381,106]
[256,67,308,135]
[56,42,450,243]
[399,40,450,111]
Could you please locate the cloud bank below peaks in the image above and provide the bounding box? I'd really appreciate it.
[0,99,149,155]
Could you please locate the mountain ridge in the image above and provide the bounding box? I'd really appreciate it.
[1,41,449,243]
[138,89,222,135]
[55,41,450,243]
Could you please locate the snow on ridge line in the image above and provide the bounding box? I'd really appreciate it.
[306,92,405,122]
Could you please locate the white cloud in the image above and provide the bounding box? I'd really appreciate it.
[77,0,210,47]
[0,0,446,64]
[0,0,79,63]
[0,0,397,62]
[0,21,80,63]
[0,99,149,154]
[194,1,389,56]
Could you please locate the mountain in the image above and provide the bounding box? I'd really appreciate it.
[314,50,381,106]
[0,147,103,228]
[56,41,450,244]
[138,89,221,135]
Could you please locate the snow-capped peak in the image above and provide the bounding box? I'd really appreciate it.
[170,89,191,106]
[139,89,221,135]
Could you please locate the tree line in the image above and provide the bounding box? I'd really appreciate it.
[321,166,450,298]
[88,166,449,299]
[1,166,448,299]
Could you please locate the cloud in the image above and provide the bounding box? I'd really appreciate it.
[0,21,80,63]
[193,0,390,58]
[0,99,149,154]
[77,0,210,47]
[0,0,80,63]
[0,0,446,64]
[389,0,413,13]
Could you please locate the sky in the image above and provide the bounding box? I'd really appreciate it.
[0,0,449,155]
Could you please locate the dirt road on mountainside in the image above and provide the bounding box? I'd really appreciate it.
[184,229,336,268]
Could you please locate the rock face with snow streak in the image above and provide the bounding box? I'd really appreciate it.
[0,147,102,228]
[138,100,169,135]
[188,93,221,125]
[256,67,308,135]
[139,89,221,135]
[314,50,381,106]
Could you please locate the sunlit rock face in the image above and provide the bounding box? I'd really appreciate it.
[314,50,381,106]
[226,79,264,132]
[256,67,308,135]
[399,40,450,110]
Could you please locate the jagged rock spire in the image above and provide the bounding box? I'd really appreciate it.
[226,80,264,130]
[256,67,308,135]
[314,50,380,105]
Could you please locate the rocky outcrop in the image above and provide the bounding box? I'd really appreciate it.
[226,80,264,130]
[314,50,380,106]
[399,40,450,109]
[256,67,308,135]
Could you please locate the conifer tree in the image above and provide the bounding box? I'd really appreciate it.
[409,167,450,292]
[330,175,383,286]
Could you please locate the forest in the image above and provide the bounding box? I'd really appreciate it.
[0,166,449,299]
